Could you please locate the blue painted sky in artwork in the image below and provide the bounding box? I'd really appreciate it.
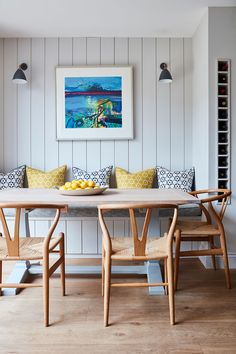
[65,76,121,92]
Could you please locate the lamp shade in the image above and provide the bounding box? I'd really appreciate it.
[12,63,28,84]
[159,63,173,83]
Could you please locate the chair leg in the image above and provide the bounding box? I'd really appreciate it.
[102,248,105,297]
[220,231,231,289]
[167,256,175,325]
[104,255,111,327]
[0,261,2,296]
[59,234,66,296]
[164,259,168,295]
[209,236,217,270]
[174,230,181,291]
[43,255,50,327]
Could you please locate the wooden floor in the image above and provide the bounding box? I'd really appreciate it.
[0,259,236,354]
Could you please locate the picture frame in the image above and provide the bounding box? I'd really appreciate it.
[56,66,133,140]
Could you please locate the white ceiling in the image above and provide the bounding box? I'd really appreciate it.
[0,0,236,38]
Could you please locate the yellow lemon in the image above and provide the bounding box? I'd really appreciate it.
[59,185,66,190]
[80,181,87,189]
[71,182,78,190]
[65,182,71,189]
[67,187,73,190]
[87,180,95,188]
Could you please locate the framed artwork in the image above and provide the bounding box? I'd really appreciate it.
[56,66,133,140]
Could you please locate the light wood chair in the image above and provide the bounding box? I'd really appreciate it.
[98,203,178,326]
[174,189,232,290]
[0,203,67,327]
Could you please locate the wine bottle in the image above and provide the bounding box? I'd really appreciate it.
[218,73,228,83]
[218,109,228,119]
[218,181,227,189]
[218,86,227,95]
[218,62,228,71]
[218,145,228,155]
[218,157,228,167]
[218,121,228,131]
[218,98,227,107]
[218,169,227,179]
[218,133,228,143]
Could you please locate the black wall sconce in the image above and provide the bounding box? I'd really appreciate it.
[159,63,173,83]
[12,63,28,84]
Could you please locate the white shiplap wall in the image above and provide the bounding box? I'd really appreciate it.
[0,37,192,256]
[0,37,192,175]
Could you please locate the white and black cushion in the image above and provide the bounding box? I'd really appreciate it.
[0,165,26,190]
[156,167,195,192]
[72,166,113,187]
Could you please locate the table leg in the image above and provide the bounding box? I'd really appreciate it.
[3,210,164,296]
[28,262,164,295]
[145,209,165,295]
[146,261,165,295]
[5,262,164,296]
[28,264,148,275]
[2,262,30,296]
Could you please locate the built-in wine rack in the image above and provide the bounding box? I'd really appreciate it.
[217,59,230,198]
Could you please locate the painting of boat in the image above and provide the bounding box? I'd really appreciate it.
[65,76,122,129]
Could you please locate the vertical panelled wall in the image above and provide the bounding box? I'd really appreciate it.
[0,37,192,177]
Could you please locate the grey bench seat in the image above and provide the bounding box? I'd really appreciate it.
[3,204,201,218]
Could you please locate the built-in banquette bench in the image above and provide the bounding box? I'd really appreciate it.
[3,204,201,258]
[0,166,201,257]
[1,165,200,257]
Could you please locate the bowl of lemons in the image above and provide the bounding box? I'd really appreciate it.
[58,179,108,196]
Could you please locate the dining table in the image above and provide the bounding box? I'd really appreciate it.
[0,188,199,296]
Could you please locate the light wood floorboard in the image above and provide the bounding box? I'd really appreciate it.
[0,259,236,354]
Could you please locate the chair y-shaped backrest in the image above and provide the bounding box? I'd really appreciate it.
[0,203,67,257]
[190,189,231,225]
[98,203,178,257]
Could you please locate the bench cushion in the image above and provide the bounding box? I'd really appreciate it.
[0,165,25,190]
[115,167,155,189]
[156,166,195,192]
[72,166,113,187]
[26,165,66,188]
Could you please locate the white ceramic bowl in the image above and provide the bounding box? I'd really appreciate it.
[58,186,108,196]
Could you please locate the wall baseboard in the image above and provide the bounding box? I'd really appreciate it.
[199,253,236,269]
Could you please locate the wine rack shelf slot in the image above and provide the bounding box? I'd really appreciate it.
[217,59,231,202]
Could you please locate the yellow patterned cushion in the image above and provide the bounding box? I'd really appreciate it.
[115,167,155,189]
[26,166,67,188]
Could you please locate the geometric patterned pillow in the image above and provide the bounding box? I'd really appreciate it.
[72,166,113,187]
[156,166,195,192]
[115,167,155,188]
[26,165,67,188]
[0,165,26,190]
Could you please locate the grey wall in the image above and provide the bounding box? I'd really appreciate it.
[192,12,209,190]
[192,7,236,265]
[208,7,236,255]
[0,37,192,181]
